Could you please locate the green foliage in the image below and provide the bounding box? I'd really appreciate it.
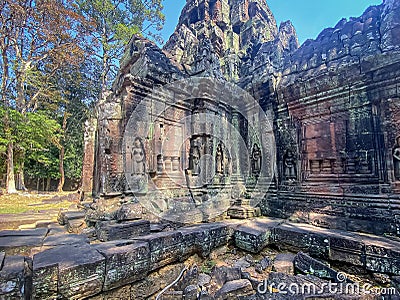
[201,260,217,274]
[0,0,164,191]
[0,108,61,151]
[77,0,165,88]
[0,107,61,179]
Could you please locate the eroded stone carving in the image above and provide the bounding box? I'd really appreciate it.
[132,138,145,176]
[394,137,400,181]
[251,144,261,176]
[283,149,296,181]
[190,140,201,175]
[216,142,224,175]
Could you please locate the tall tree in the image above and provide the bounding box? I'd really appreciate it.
[0,0,92,193]
[0,108,62,192]
[76,0,165,93]
[53,63,97,192]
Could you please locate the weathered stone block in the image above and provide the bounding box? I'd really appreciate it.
[294,252,340,281]
[214,279,254,300]
[0,228,48,237]
[116,203,143,221]
[32,256,58,300]
[234,219,281,253]
[273,253,295,275]
[180,223,232,257]
[329,232,364,266]
[273,224,311,251]
[88,285,131,300]
[96,220,150,242]
[178,227,198,257]
[43,233,89,247]
[211,266,241,287]
[0,252,4,268]
[183,284,198,300]
[94,240,150,291]
[58,211,85,225]
[134,231,183,271]
[33,244,105,299]
[0,255,27,299]
[66,218,87,234]
[309,213,348,231]
[308,233,330,259]
[0,228,47,255]
[363,236,400,275]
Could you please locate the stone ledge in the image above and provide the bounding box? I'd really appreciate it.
[235,218,400,276]
[234,218,282,253]
[94,240,150,291]
[134,231,184,271]
[0,228,48,255]
[96,220,151,242]
[5,218,400,299]
[0,255,27,299]
[33,244,105,299]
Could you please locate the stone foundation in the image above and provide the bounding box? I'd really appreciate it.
[2,218,400,298]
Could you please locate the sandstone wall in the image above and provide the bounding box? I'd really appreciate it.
[86,0,400,235]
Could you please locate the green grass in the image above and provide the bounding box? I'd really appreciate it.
[201,259,217,274]
[0,192,73,214]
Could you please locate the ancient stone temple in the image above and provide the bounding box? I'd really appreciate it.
[85,0,400,231]
[3,1,400,299]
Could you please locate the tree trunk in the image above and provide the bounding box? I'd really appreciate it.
[16,157,27,191]
[6,142,17,194]
[57,111,68,192]
[15,69,26,113]
[46,178,51,192]
[57,145,65,192]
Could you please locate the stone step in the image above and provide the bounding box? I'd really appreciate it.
[0,228,49,256]
[57,210,86,225]
[96,220,151,242]
[17,219,57,230]
[227,205,257,219]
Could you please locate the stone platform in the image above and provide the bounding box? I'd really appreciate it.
[1,217,400,298]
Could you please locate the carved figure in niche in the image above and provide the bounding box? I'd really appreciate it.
[251,144,261,176]
[283,149,297,180]
[190,141,201,175]
[394,137,400,181]
[216,142,224,174]
[157,154,164,173]
[340,151,348,174]
[132,138,145,175]
[224,151,230,176]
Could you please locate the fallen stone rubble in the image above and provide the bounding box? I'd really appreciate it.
[1,217,400,298]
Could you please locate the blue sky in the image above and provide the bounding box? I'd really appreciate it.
[160,0,383,46]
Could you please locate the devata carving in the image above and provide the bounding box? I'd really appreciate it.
[251,144,261,176]
[132,138,145,175]
[189,140,201,175]
[283,149,297,181]
[394,137,400,181]
[216,142,224,175]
